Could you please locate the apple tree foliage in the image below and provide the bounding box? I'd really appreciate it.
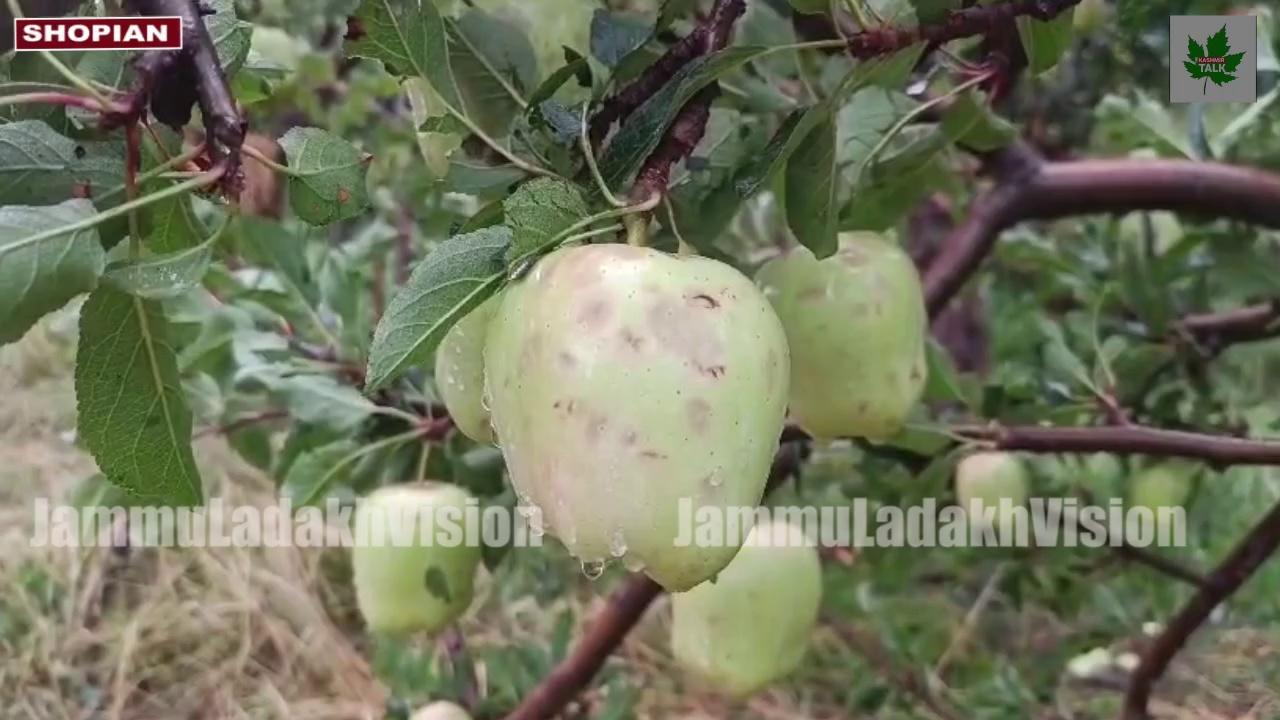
[2,0,1280,716]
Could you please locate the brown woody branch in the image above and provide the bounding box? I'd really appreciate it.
[1175,299,1280,353]
[844,0,1080,59]
[630,85,719,202]
[126,0,245,191]
[923,145,1280,320]
[955,423,1280,469]
[588,0,746,148]
[1121,498,1280,719]
[503,441,807,720]
[504,574,662,720]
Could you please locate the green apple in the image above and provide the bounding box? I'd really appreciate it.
[1128,464,1195,512]
[351,482,481,635]
[955,452,1030,532]
[435,297,499,443]
[1073,0,1112,33]
[756,233,927,441]
[484,244,790,591]
[411,701,472,720]
[671,518,822,697]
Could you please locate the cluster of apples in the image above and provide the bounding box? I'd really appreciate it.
[350,231,930,696]
[349,228,1206,701]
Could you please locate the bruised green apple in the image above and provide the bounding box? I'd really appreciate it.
[756,233,927,441]
[411,701,472,720]
[435,297,499,443]
[1128,463,1195,512]
[484,244,790,591]
[955,452,1030,532]
[352,482,481,635]
[671,518,822,697]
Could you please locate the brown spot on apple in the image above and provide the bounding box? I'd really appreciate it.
[578,298,612,329]
[687,398,711,434]
[620,327,645,352]
[688,293,720,309]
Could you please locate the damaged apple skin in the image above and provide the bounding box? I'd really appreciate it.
[435,297,499,443]
[483,244,790,592]
[757,233,928,441]
[671,518,822,697]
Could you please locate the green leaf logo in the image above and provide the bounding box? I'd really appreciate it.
[1182,25,1246,94]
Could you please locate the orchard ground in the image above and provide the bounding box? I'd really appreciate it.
[2,312,1279,718]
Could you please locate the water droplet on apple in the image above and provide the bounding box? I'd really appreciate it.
[609,529,627,557]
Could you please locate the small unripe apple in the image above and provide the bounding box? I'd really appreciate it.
[1073,0,1112,33]
[955,452,1030,531]
[484,244,790,591]
[756,233,927,441]
[671,519,822,697]
[351,483,481,635]
[435,297,499,443]
[411,701,472,720]
[1128,464,1195,512]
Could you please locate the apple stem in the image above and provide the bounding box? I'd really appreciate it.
[623,213,650,247]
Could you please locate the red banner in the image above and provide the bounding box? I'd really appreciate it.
[14,17,183,51]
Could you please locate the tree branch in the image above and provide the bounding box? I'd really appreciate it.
[503,440,807,720]
[844,0,1081,59]
[588,0,746,148]
[630,85,719,202]
[1110,541,1210,590]
[955,423,1280,469]
[1175,299,1280,353]
[924,147,1280,319]
[504,574,662,720]
[126,0,245,192]
[1121,497,1280,719]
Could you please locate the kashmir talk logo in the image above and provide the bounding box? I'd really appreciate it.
[1170,16,1257,103]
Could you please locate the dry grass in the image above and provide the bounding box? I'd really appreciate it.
[0,315,385,720]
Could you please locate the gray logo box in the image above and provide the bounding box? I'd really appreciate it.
[1169,15,1257,103]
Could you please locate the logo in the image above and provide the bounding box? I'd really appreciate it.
[13,17,183,52]
[1169,15,1257,103]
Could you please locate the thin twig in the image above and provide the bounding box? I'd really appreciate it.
[954,423,1280,469]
